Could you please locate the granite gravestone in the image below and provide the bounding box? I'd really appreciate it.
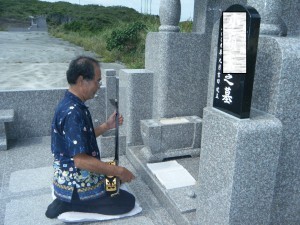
[213,4,260,118]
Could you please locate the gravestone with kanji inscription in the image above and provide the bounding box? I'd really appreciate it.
[213,4,260,118]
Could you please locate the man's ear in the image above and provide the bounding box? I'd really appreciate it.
[77,75,84,85]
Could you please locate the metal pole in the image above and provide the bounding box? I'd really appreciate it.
[147,0,149,14]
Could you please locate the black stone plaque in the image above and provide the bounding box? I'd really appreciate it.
[213,4,261,119]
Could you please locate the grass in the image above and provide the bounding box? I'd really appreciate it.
[49,19,193,69]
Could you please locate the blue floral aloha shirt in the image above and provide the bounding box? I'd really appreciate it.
[51,90,105,202]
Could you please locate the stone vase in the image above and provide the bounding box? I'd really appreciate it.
[159,0,181,32]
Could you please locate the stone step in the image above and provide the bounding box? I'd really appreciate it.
[0,136,7,151]
[0,109,14,122]
[0,109,14,150]
[127,145,200,225]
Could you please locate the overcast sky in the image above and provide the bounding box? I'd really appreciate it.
[39,0,195,21]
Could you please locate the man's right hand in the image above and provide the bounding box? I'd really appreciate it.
[116,166,135,183]
[74,153,135,183]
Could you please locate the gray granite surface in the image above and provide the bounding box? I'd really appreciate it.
[0,88,106,140]
[119,69,154,146]
[193,0,299,35]
[248,0,287,36]
[0,110,14,122]
[127,145,199,225]
[0,88,64,139]
[252,35,300,225]
[197,107,282,225]
[140,116,202,158]
[206,20,300,224]
[0,136,176,225]
[0,135,6,150]
[0,109,14,150]
[104,69,117,121]
[159,0,181,32]
[145,32,205,118]
[98,135,126,158]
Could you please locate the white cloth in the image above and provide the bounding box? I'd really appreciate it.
[58,203,142,223]
[54,185,142,223]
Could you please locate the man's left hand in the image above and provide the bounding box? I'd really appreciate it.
[106,111,123,129]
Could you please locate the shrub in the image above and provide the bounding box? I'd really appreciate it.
[106,21,147,53]
[64,20,83,32]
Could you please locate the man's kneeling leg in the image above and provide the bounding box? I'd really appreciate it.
[71,189,136,215]
[45,198,71,219]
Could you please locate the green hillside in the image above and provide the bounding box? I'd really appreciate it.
[0,0,192,68]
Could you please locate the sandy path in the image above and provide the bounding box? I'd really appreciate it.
[0,31,125,90]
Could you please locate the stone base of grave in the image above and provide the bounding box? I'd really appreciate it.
[140,116,202,162]
[137,146,200,163]
[127,145,199,225]
[197,107,282,225]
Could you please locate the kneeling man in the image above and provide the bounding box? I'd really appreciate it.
[46,56,135,218]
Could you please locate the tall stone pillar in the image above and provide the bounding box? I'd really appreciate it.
[146,0,205,119]
[119,69,154,146]
[159,0,181,32]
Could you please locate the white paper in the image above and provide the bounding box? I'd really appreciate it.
[160,117,189,125]
[147,161,196,189]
